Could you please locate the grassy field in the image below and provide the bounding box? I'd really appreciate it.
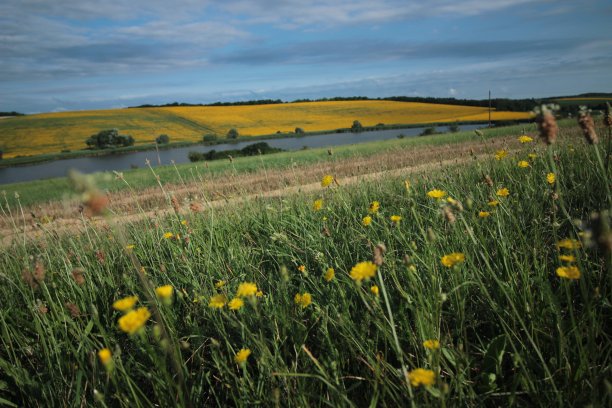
[0,100,531,158]
[0,119,609,406]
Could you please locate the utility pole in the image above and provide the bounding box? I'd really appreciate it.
[488,90,492,128]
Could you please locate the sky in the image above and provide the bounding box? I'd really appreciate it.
[1,0,611,113]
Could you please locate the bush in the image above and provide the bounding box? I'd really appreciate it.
[203,134,219,143]
[156,134,170,144]
[419,127,438,136]
[295,127,305,135]
[351,120,363,133]
[449,123,460,133]
[227,128,239,139]
[86,129,134,149]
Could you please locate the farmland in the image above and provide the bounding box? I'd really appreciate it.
[0,100,531,158]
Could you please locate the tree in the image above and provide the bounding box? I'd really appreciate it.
[295,127,305,135]
[227,128,239,139]
[86,129,134,149]
[449,123,460,133]
[351,120,363,133]
[203,134,218,143]
[155,134,170,144]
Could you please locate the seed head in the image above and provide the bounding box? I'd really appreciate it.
[533,104,559,145]
[578,106,598,144]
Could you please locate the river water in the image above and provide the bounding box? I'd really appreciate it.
[0,124,483,185]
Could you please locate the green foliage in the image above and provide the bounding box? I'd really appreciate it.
[86,129,134,149]
[155,134,170,144]
[351,120,363,133]
[295,127,305,135]
[419,126,438,136]
[227,128,239,139]
[188,142,283,162]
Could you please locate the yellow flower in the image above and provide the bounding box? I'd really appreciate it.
[236,282,258,298]
[362,215,372,226]
[215,280,226,289]
[369,201,380,214]
[404,180,411,191]
[209,294,227,309]
[234,348,251,364]
[98,348,112,365]
[163,232,174,239]
[441,252,465,268]
[112,295,138,312]
[556,266,581,280]
[528,153,538,160]
[423,339,440,350]
[496,188,510,197]
[350,261,378,282]
[518,135,533,143]
[321,175,334,187]
[312,199,323,211]
[408,368,436,387]
[556,239,581,250]
[390,215,402,224]
[427,189,447,199]
[294,292,312,308]
[517,160,530,168]
[256,290,264,297]
[487,200,499,207]
[546,173,556,185]
[118,307,151,335]
[125,244,135,250]
[559,255,576,263]
[181,220,188,225]
[155,285,173,299]
[297,265,306,273]
[370,285,379,296]
[228,298,244,310]
[494,150,508,160]
[478,211,491,218]
[324,267,335,282]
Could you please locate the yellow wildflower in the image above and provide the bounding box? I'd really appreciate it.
[362,215,372,226]
[215,280,226,289]
[528,153,538,160]
[404,180,411,191]
[297,265,306,273]
[517,160,530,168]
[208,294,227,309]
[496,188,510,197]
[547,173,556,185]
[556,239,581,250]
[236,282,258,298]
[118,307,151,335]
[234,348,251,364]
[390,215,402,224]
[559,254,576,263]
[312,199,323,211]
[98,348,112,365]
[494,150,508,160]
[441,252,465,268]
[478,211,491,218]
[408,368,436,387]
[488,200,500,207]
[163,232,173,239]
[181,220,188,225]
[518,135,533,143]
[112,295,138,312]
[321,175,334,187]
[556,266,581,280]
[423,339,440,350]
[369,201,380,214]
[350,261,378,282]
[228,298,244,310]
[294,292,312,308]
[427,189,447,199]
[155,285,173,299]
[256,290,263,297]
[125,244,135,250]
[370,285,379,297]
[324,267,335,282]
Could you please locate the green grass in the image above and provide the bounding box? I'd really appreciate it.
[0,122,610,406]
[1,121,563,209]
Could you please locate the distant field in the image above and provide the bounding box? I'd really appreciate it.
[0,100,531,158]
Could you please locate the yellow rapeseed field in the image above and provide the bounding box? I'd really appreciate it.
[0,100,531,158]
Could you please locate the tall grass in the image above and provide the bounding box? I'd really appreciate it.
[0,123,609,406]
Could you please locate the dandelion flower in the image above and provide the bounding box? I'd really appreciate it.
[118,307,151,335]
[294,292,312,308]
[362,215,372,226]
[256,290,264,297]
[487,200,499,207]
[98,348,112,365]
[518,135,533,143]
[370,285,379,297]
[408,368,436,387]
[427,189,447,199]
[236,282,258,298]
[559,255,576,263]
[390,215,402,224]
[209,294,227,309]
[321,175,334,187]
[556,266,581,280]
[546,173,556,185]
[528,153,538,160]
[312,199,323,211]
[297,265,306,273]
[369,201,380,214]
[441,252,465,268]
[228,298,244,310]
[350,261,378,282]
[155,285,173,299]
[478,211,491,218]
[163,232,174,239]
[496,188,510,197]
[234,348,251,364]
[324,267,335,282]
[517,160,530,168]
[423,340,440,350]
[494,150,508,160]
[112,295,138,312]
[556,239,581,250]
[215,280,226,289]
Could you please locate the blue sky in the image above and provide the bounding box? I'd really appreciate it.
[1,0,611,113]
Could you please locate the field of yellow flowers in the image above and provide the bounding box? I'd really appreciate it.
[0,109,609,406]
[0,100,530,158]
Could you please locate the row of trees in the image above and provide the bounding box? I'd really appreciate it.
[85,130,173,150]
